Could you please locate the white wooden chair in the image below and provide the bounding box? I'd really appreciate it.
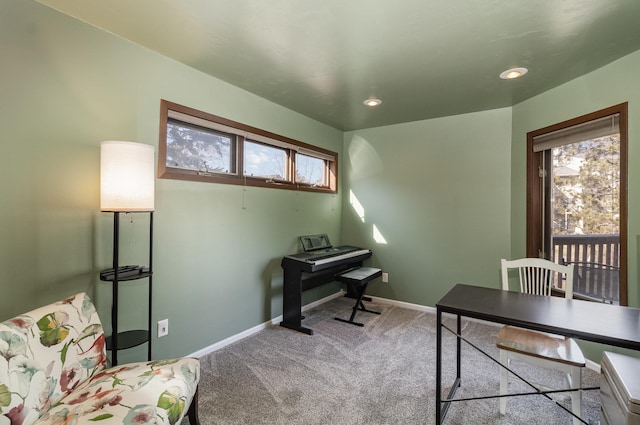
[498,258,585,425]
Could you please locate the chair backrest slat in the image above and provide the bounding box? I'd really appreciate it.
[502,258,575,299]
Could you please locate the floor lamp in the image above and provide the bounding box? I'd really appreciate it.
[100,140,155,365]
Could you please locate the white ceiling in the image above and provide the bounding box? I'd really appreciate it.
[36,0,640,130]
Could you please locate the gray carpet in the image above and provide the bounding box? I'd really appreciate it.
[185,297,601,424]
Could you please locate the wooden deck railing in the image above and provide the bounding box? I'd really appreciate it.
[551,234,620,303]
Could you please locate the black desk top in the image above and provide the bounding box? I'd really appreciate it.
[437,284,640,351]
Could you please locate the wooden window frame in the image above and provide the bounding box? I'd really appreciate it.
[526,103,628,305]
[158,100,338,193]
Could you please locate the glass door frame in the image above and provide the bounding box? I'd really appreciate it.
[526,103,628,305]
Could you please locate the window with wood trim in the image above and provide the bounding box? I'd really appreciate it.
[158,100,337,193]
[526,103,628,305]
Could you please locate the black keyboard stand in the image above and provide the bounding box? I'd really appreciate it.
[334,267,382,327]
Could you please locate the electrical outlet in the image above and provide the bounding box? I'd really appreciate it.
[157,319,169,337]
[382,272,389,283]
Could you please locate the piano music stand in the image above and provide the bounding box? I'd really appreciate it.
[334,267,382,326]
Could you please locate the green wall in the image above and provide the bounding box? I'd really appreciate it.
[511,49,640,308]
[2,0,639,364]
[342,108,513,306]
[510,49,640,360]
[0,1,343,362]
[340,49,640,361]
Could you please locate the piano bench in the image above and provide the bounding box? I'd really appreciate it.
[334,267,382,327]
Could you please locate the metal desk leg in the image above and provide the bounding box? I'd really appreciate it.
[437,311,462,424]
[436,309,442,424]
[456,314,461,382]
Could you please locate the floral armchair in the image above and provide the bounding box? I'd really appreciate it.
[0,293,200,425]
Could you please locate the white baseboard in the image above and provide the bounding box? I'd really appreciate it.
[187,291,602,373]
[187,290,345,359]
[367,295,437,313]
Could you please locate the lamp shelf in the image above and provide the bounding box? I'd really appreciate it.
[100,265,152,282]
[102,211,154,366]
[106,330,149,351]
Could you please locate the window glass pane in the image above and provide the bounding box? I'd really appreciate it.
[295,153,325,186]
[550,130,620,303]
[160,100,338,193]
[166,121,233,173]
[244,140,287,180]
[552,135,620,236]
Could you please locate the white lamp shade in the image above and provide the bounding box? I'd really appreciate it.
[100,141,155,212]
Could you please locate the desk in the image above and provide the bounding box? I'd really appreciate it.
[435,283,640,424]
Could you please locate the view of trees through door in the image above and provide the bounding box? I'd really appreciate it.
[526,103,628,305]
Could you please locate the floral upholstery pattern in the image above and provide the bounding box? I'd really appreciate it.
[0,293,200,425]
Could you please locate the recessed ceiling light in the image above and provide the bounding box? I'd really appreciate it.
[363,98,382,107]
[499,67,528,80]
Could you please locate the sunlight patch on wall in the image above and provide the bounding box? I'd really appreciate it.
[347,135,383,180]
[373,224,388,244]
[349,190,366,222]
